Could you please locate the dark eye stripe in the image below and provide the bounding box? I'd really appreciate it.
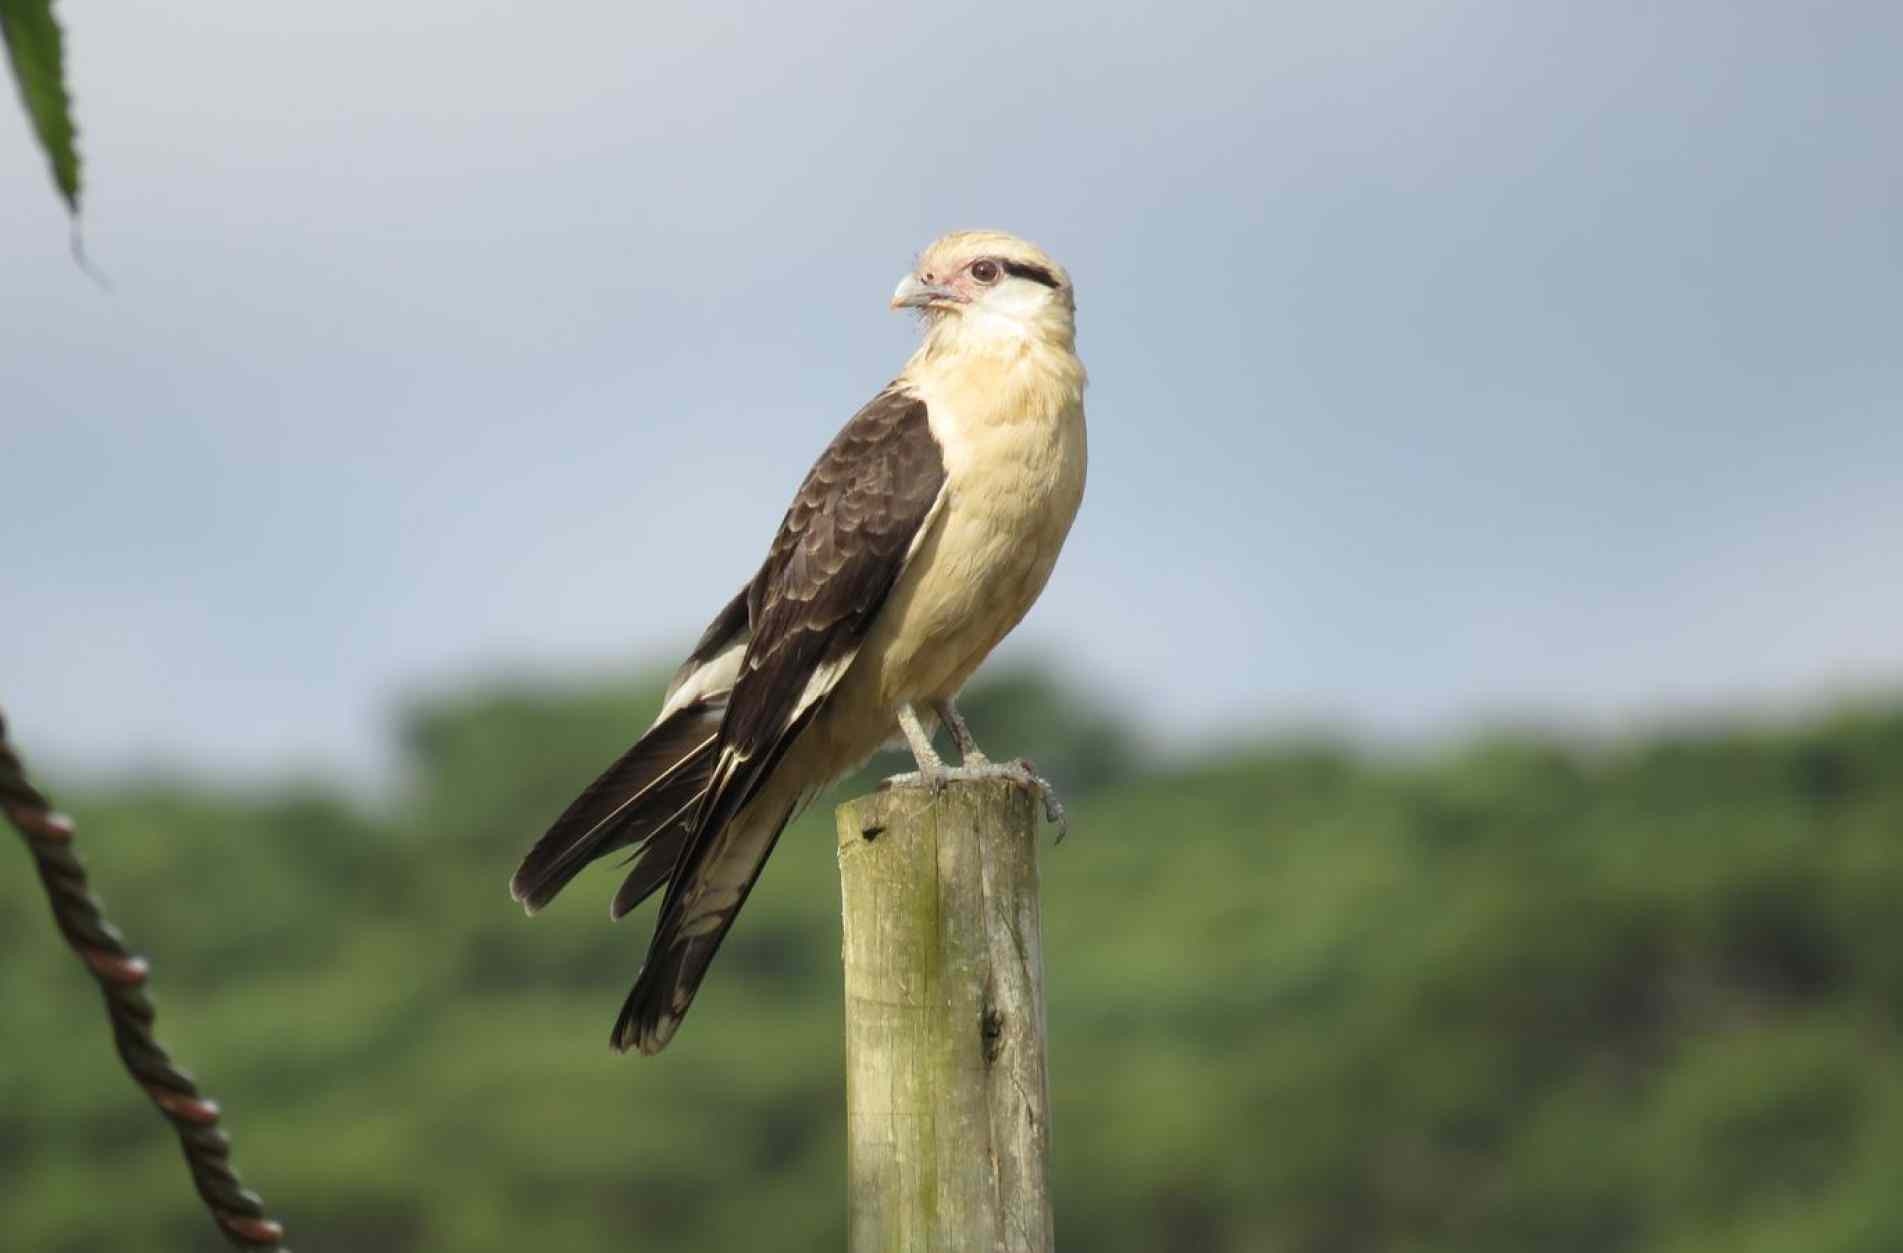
[999,260,1061,289]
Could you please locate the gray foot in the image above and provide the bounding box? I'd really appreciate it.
[882,758,947,794]
[882,758,1070,843]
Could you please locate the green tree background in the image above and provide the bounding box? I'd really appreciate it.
[6,664,1900,1252]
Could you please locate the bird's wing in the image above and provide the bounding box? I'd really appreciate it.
[657,582,752,717]
[615,384,947,1051]
[700,385,946,837]
[509,585,752,916]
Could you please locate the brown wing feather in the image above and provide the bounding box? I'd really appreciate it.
[614,385,946,1053]
[511,583,751,916]
[672,385,944,895]
[508,699,720,914]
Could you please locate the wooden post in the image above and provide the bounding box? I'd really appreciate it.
[835,779,1055,1253]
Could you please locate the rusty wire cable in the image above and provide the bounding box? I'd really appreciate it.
[1,710,289,1251]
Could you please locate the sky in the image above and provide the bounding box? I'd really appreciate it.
[3,0,1899,785]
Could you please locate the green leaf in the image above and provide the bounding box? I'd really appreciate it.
[1,0,80,215]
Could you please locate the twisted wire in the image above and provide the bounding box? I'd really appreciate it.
[1,710,289,1251]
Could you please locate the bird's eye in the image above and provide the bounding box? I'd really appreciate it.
[970,259,1001,284]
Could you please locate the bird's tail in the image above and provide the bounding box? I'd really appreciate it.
[509,698,724,917]
[611,784,802,1054]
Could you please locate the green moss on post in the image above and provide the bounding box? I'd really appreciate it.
[836,779,1055,1253]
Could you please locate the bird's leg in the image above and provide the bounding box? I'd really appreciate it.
[928,698,1070,842]
[882,703,949,795]
[884,700,1070,841]
[933,697,990,767]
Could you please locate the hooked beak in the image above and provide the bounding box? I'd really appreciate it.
[890,273,959,310]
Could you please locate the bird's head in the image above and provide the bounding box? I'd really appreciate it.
[891,230,1075,349]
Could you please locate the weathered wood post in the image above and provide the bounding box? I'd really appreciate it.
[835,778,1055,1253]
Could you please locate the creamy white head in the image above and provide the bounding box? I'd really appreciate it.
[891,230,1076,356]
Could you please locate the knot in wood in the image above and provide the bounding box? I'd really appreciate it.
[981,1006,1006,1065]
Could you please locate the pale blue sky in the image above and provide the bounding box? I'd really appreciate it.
[3,0,1899,783]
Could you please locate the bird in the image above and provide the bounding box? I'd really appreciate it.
[509,230,1088,1055]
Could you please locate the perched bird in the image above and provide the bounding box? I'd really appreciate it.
[510,230,1088,1054]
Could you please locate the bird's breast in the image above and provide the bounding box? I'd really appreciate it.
[868,383,1087,704]
[930,400,1086,585]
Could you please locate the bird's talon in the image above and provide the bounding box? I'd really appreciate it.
[881,767,949,797]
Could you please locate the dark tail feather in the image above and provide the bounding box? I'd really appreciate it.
[609,819,691,919]
[611,796,799,1054]
[509,699,723,915]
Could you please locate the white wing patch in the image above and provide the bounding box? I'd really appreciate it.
[657,639,746,724]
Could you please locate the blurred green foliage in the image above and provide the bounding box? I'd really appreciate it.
[4,669,1901,1252]
[1,0,80,214]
